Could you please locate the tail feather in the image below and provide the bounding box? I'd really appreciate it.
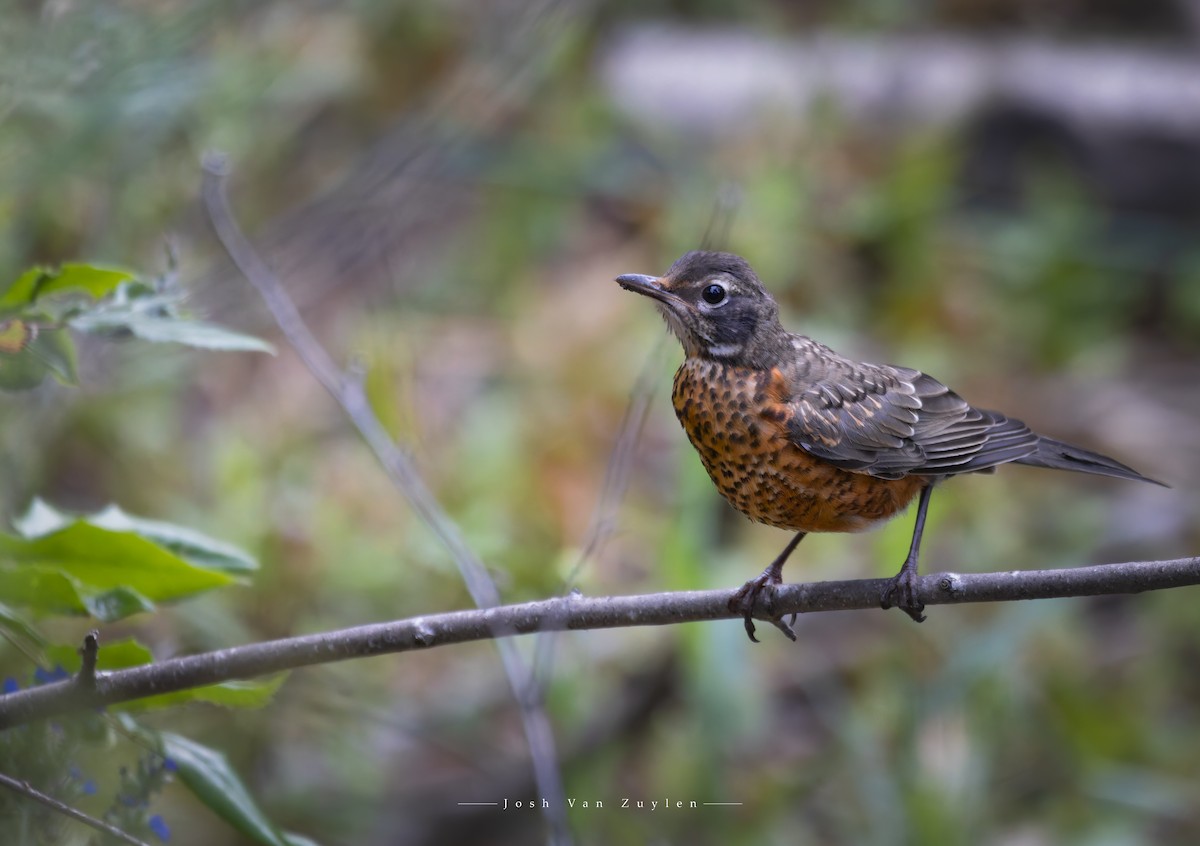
[1015,436,1166,486]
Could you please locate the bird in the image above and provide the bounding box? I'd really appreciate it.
[616,250,1164,642]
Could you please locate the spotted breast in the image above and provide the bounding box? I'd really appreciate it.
[671,358,926,533]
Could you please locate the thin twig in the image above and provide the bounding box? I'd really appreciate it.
[533,337,663,683]
[77,630,99,689]
[699,180,743,251]
[565,338,664,589]
[200,157,571,845]
[0,770,151,846]
[0,557,1196,731]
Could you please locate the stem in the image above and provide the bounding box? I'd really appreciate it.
[0,557,1195,731]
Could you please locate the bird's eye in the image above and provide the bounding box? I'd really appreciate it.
[701,283,727,305]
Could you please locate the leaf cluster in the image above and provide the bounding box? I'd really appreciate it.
[0,265,307,845]
[0,263,272,392]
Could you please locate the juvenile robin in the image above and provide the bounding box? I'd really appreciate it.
[616,250,1163,642]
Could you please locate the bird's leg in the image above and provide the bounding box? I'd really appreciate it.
[880,484,932,622]
[730,531,806,643]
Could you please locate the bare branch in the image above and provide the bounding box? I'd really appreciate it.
[0,558,1195,731]
[200,157,571,844]
[0,770,151,846]
[77,630,98,689]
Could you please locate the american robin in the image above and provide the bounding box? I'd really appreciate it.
[616,250,1164,642]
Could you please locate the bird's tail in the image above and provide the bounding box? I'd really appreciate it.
[1015,436,1166,486]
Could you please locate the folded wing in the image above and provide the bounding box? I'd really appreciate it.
[787,363,1040,481]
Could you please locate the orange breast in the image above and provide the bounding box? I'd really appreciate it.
[671,359,924,533]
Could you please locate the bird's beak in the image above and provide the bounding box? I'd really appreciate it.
[615,273,684,307]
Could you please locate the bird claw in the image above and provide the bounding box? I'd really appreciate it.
[767,617,798,641]
[729,571,797,643]
[880,562,926,623]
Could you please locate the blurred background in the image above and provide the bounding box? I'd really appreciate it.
[3,1,1200,844]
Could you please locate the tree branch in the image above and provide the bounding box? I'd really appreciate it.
[0,770,151,846]
[0,558,1195,731]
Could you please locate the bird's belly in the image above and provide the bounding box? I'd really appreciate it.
[697,445,922,532]
[672,362,924,533]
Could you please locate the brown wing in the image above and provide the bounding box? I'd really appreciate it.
[785,355,1040,481]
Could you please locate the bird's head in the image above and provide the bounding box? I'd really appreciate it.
[616,250,787,368]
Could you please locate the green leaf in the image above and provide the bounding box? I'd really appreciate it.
[66,308,149,337]
[0,501,241,620]
[84,586,157,621]
[37,264,139,301]
[0,565,95,616]
[160,732,295,846]
[0,268,50,310]
[0,262,271,356]
[88,504,258,575]
[0,564,157,622]
[120,315,276,353]
[0,601,48,658]
[0,346,49,390]
[19,264,138,308]
[0,524,233,599]
[282,833,324,846]
[13,499,254,577]
[68,310,275,354]
[116,722,320,844]
[0,264,138,309]
[0,328,79,391]
[15,500,256,576]
[190,675,288,709]
[46,638,154,672]
[123,674,288,712]
[25,328,78,384]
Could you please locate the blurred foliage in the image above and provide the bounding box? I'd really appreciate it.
[0,494,302,843]
[2,1,1198,845]
[0,261,272,391]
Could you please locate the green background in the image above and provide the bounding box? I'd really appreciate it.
[2,2,1198,844]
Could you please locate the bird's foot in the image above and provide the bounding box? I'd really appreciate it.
[729,567,797,643]
[880,558,926,623]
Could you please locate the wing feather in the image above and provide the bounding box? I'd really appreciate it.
[783,346,1040,480]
